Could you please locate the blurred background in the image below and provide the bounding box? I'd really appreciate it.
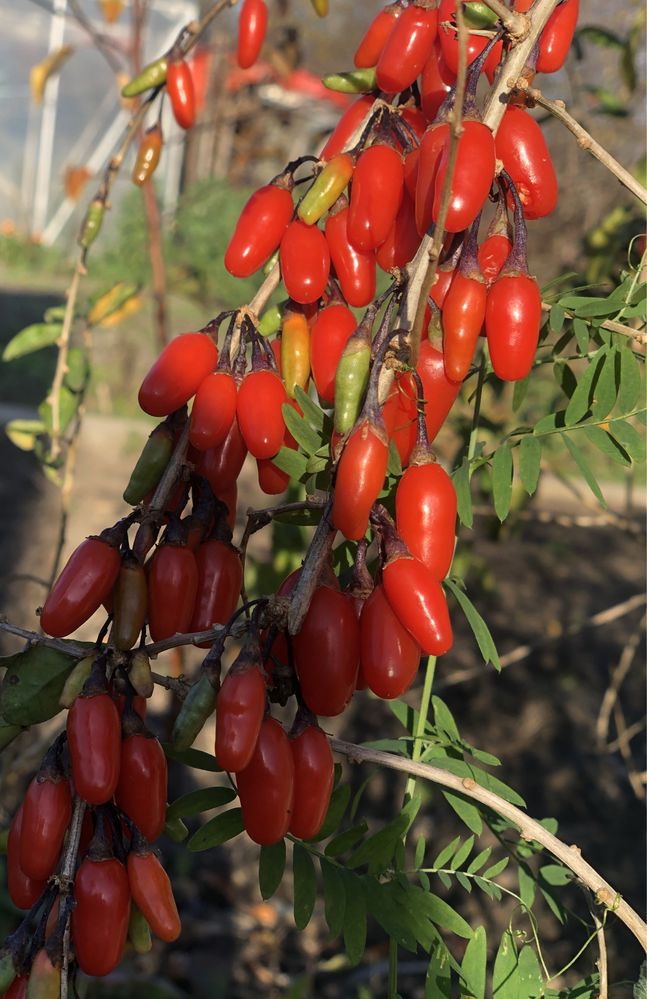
[0,1,645,996]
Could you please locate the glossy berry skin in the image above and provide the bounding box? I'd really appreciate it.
[478,234,511,285]
[189,539,242,641]
[354,4,401,68]
[439,1,502,82]
[197,417,247,492]
[433,122,496,233]
[325,207,376,308]
[138,332,218,417]
[376,193,421,271]
[280,221,330,305]
[67,693,121,805]
[40,537,120,638]
[348,145,404,252]
[332,421,388,541]
[147,544,199,642]
[237,0,268,69]
[216,665,266,772]
[320,95,375,161]
[237,717,294,845]
[225,184,294,278]
[396,463,457,579]
[416,341,461,442]
[376,4,438,93]
[189,371,238,451]
[115,734,167,842]
[112,557,148,652]
[20,776,72,881]
[72,857,130,977]
[293,586,360,716]
[298,154,354,227]
[167,59,196,130]
[360,584,421,699]
[442,273,487,382]
[7,806,46,910]
[383,555,453,656]
[430,265,454,309]
[289,726,334,839]
[128,851,181,942]
[421,42,454,122]
[415,123,447,236]
[281,312,311,398]
[486,273,543,381]
[310,305,358,406]
[382,373,417,467]
[536,0,579,74]
[237,369,287,458]
[495,107,558,220]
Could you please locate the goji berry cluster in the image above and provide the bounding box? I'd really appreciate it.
[2,0,580,989]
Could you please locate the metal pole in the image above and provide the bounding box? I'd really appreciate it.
[32,0,68,237]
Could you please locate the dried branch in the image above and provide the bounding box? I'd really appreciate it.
[330,737,647,948]
[477,0,528,38]
[540,301,647,346]
[596,611,645,747]
[46,262,84,464]
[530,91,647,207]
[593,910,609,999]
[57,795,86,999]
[67,0,124,75]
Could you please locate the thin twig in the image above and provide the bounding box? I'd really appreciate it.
[330,737,647,948]
[541,301,647,346]
[530,91,647,207]
[593,910,609,999]
[595,611,646,747]
[58,795,85,999]
[67,0,124,74]
[287,499,336,635]
[46,262,83,464]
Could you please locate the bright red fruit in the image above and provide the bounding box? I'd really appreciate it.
[72,857,130,976]
[332,420,388,541]
[225,184,294,278]
[167,59,196,130]
[478,234,512,285]
[421,42,454,122]
[216,664,266,771]
[197,416,248,492]
[415,122,448,235]
[360,584,421,698]
[311,304,357,405]
[128,850,181,941]
[237,369,287,458]
[190,538,242,640]
[20,775,72,881]
[7,806,46,909]
[67,692,121,805]
[237,0,268,69]
[293,585,360,716]
[138,332,218,417]
[354,3,402,68]
[416,340,462,443]
[495,106,558,220]
[485,273,543,381]
[383,555,453,656]
[320,95,375,161]
[325,205,376,307]
[536,0,579,74]
[280,220,330,305]
[147,542,199,642]
[442,271,487,382]
[115,733,167,842]
[237,717,294,845]
[396,462,457,579]
[40,535,121,637]
[348,145,404,252]
[376,3,438,93]
[383,373,418,467]
[433,121,496,233]
[376,193,421,271]
[289,725,334,839]
[189,371,238,451]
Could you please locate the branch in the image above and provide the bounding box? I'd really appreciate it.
[57,795,85,999]
[45,262,83,464]
[476,0,528,39]
[329,737,647,948]
[540,301,647,346]
[67,0,124,75]
[530,91,647,207]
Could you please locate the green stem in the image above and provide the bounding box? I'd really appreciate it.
[467,351,488,474]
[388,936,398,998]
[404,656,437,801]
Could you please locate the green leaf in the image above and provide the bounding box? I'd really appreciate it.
[483,857,509,879]
[64,348,90,392]
[583,425,631,466]
[518,862,537,911]
[565,350,607,425]
[512,375,530,412]
[445,578,501,670]
[293,384,327,433]
[39,386,78,436]
[455,871,472,893]
[449,835,474,871]
[273,505,324,527]
[324,821,368,857]
[572,317,589,354]
[310,782,350,841]
[421,893,472,939]
[533,411,566,435]
[538,864,572,886]
[461,925,486,999]
[433,835,462,869]
[426,940,453,998]
[519,436,542,496]
[347,796,421,874]
[166,786,235,820]
[467,848,492,874]
[612,419,646,463]
[577,25,624,48]
[0,646,75,726]
[187,808,244,851]
[342,870,366,965]
[559,295,624,317]
[387,437,403,477]
[320,858,346,938]
[634,960,647,999]
[414,835,426,869]
[590,347,619,419]
[617,347,642,412]
[588,86,628,116]
[432,696,460,741]
[363,880,419,953]
[443,792,483,835]
[5,419,46,452]
[453,457,473,528]
[2,322,61,361]
[272,446,308,481]
[162,744,223,772]
[293,844,316,930]
[259,840,286,899]
[282,403,322,456]
[493,929,518,997]
[516,945,544,998]
[491,444,513,522]
[563,435,607,507]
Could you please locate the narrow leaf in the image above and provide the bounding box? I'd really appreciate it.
[166,786,235,820]
[519,436,542,495]
[445,578,501,670]
[483,857,509,879]
[612,419,646,463]
[433,835,463,869]
[442,791,484,836]
[324,821,368,857]
[426,940,453,999]
[432,696,461,741]
[272,446,308,481]
[421,893,472,939]
[564,350,606,425]
[584,425,631,466]
[293,844,316,930]
[320,858,346,938]
[162,744,223,772]
[187,808,244,851]
[282,403,322,456]
[449,834,474,871]
[563,435,607,507]
[493,928,519,997]
[453,457,473,528]
[2,323,61,361]
[617,347,642,412]
[293,384,327,432]
[491,444,513,522]
[590,346,619,419]
[461,925,486,999]
[342,870,366,965]
[259,840,286,899]
[310,782,350,841]
[467,848,492,875]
